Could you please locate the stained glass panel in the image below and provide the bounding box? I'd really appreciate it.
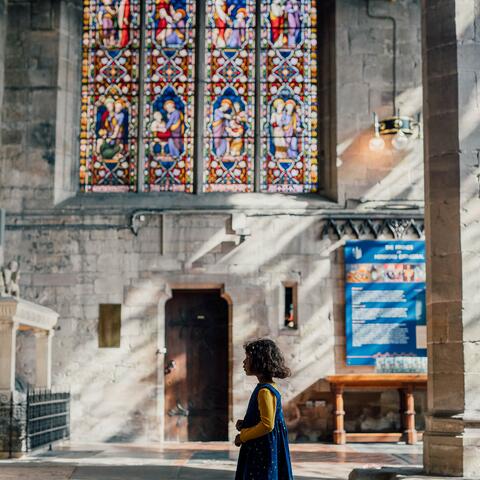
[80,0,141,192]
[80,0,320,195]
[203,0,256,192]
[260,0,318,193]
[143,0,196,192]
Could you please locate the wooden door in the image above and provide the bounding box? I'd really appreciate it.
[164,289,228,441]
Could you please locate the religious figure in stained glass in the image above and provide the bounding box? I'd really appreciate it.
[164,99,185,155]
[269,0,302,48]
[91,91,134,187]
[270,97,301,159]
[149,92,185,157]
[269,0,285,47]
[227,102,248,155]
[212,98,232,157]
[270,98,287,158]
[97,0,131,48]
[154,0,173,45]
[212,94,247,158]
[154,0,188,47]
[96,97,128,163]
[285,0,301,47]
[268,95,303,183]
[150,112,170,153]
[226,8,247,48]
[282,98,301,158]
[212,0,229,47]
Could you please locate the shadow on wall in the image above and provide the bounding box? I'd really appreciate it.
[11,211,427,443]
[37,215,331,443]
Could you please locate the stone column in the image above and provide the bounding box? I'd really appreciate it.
[422,0,480,477]
[34,330,54,389]
[0,321,17,391]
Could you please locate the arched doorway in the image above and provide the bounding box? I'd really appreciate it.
[164,289,229,441]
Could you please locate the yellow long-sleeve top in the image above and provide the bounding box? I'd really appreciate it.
[240,385,277,443]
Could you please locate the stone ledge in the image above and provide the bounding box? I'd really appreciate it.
[349,467,464,480]
[53,193,425,215]
[0,297,59,330]
[57,191,340,213]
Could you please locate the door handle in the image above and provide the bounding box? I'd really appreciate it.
[165,359,176,375]
[168,401,189,417]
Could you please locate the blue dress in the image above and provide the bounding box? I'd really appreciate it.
[235,383,294,480]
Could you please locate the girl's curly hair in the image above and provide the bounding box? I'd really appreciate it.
[244,338,291,379]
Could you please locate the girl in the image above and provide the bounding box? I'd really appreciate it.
[235,338,293,480]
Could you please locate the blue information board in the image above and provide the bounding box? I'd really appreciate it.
[344,240,427,366]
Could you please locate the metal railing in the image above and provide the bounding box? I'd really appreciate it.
[0,389,70,457]
[26,390,70,451]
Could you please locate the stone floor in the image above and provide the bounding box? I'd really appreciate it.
[0,442,422,480]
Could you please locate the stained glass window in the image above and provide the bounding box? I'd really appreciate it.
[203,0,256,192]
[143,0,196,192]
[260,0,318,192]
[80,0,319,194]
[80,0,141,192]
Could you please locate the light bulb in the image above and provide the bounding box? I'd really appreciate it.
[391,130,410,151]
[369,135,385,152]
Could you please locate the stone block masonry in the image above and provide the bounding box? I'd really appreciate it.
[0,0,425,445]
[4,210,425,443]
[336,0,423,206]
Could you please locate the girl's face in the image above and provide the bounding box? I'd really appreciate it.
[243,353,255,376]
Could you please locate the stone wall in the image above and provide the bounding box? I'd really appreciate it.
[6,210,424,442]
[0,0,61,211]
[0,0,6,118]
[0,0,425,443]
[5,212,339,441]
[336,0,423,205]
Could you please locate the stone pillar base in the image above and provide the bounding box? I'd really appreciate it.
[423,415,480,478]
[0,390,27,458]
[348,467,465,480]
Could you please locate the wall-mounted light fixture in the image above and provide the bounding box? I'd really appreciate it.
[366,0,422,152]
[369,113,385,152]
[369,111,422,152]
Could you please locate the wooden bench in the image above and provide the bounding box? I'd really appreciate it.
[326,374,427,445]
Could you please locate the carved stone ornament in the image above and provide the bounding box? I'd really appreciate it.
[0,260,20,298]
[321,217,424,240]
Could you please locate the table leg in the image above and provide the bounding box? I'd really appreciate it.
[333,385,346,445]
[399,388,406,431]
[403,385,417,444]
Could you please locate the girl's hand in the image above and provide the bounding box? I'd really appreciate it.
[235,419,244,431]
[234,434,242,447]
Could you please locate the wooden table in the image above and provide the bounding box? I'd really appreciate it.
[326,374,427,445]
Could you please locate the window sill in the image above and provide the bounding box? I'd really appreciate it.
[56,191,342,213]
[279,327,300,336]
